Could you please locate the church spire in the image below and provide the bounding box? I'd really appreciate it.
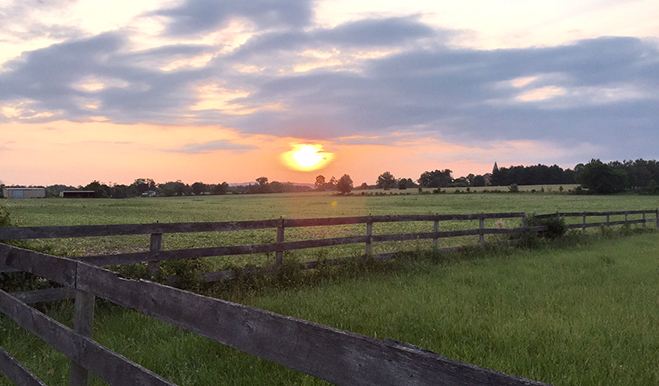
[493,162,499,173]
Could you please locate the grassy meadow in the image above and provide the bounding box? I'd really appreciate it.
[1,190,657,269]
[1,231,659,385]
[1,190,659,385]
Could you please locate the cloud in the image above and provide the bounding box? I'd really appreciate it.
[152,0,314,36]
[1,6,658,165]
[169,139,257,154]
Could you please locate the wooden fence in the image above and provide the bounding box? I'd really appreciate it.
[1,209,657,386]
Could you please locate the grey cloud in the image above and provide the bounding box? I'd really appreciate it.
[152,0,313,36]
[1,10,658,166]
[169,140,257,154]
[0,32,211,124]
[0,1,82,42]
[230,16,446,60]
[315,16,437,46]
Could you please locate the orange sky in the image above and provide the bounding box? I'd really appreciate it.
[0,120,582,186]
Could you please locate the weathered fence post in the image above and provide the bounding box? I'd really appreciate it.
[433,218,439,251]
[479,215,485,245]
[642,212,647,228]
[582,214,587,235]
[147,233,162,278]
[365,218,373,256]
[70,290,95,386]
[625,212,629,223]
[275,218,285,267]
[521,213,527,230]
[606,214,610,227]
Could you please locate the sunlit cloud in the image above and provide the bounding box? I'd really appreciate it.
[169,139,258,154]
[190,83,286,114]
[72,76,130,92]
[0,100,62,121]
[516,86,566,102]
[511,77,537,88]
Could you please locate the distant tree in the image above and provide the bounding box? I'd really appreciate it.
[576,159,628,194]
[211,182,230,195]
[315,175,326,189]
[471,175,486,187]
[418,169,452,187]
[451,177,469,187]
[84,180,110,198]
[398,180,407,190]
[191,182,206,195]
[336,174,353,194]
[109,184,129,198]
[358,182,369,190]
[158,181,188,196]
[130,178,157,195]
[254,177,270,193]
[376,171,396,190]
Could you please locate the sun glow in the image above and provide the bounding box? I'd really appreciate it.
[281,144,333,171]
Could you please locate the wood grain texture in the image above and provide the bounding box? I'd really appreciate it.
[75,262,553,386]
[70,290,96,386]
[11,287,74,304]
[0,289,177,386]
[0,346,48,386]
[0,243,76,287]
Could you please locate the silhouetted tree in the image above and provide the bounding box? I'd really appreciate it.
[376,171,396,190]
[418,169,452,187]
[191,182,206,195]
[315,175,326,189]
[84,180,110,198]
[576,159,628,194]
[336,174,353,194]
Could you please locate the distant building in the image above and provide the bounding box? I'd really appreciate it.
[141,190,157,197]
[493,162,499,174]
[60,191,95,198]
[2,187,46,199]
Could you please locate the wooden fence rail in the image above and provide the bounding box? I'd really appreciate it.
[0,209,656,385]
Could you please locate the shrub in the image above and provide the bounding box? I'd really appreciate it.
[508,184,519,193]
[527,215,567,240]
[0,204,12,227]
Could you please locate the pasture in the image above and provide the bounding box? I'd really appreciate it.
[2,190,657,267]
[1,190,659,385]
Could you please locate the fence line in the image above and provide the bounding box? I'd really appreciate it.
[0,209,656,385]
[0,242,552,386]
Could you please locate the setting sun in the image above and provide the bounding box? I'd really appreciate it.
[281,144,334,171]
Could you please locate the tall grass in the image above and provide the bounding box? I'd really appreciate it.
[2,230,659,385]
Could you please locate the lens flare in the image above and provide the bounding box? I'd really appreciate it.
[281,144,333,171]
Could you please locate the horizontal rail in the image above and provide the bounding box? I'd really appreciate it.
[0,213,527,240]
[0,346,47,386]
[78,226,540,267]
[0,288,177,386]
[11,287,75,304]
[189,241,524,284]
[533,210,656,219]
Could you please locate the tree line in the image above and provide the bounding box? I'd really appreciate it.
[2,159,658,198]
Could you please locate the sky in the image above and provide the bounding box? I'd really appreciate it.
[1,0,658,187]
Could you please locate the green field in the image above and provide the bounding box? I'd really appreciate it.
[4,189,656,227]
[2,190,657,266]
[1,191,659,385]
